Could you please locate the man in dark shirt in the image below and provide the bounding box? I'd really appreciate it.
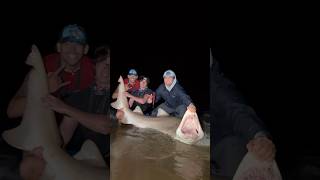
[123,75,153,114]
[210,56,276,179]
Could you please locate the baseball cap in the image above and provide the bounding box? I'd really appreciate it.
[163,70,176,78]
[128,69,138,76]
[59,24,87,45]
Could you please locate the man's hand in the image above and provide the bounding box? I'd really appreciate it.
[20,147,46,180]
[128,98,134,108]
[47,65,70,93]
[42,95,70,114]
[124,83,130,91]
[187,103,197,113]
[116,110,124,120]
[123,91,133,98]
[247,136,276,162]
[145,94,153,104]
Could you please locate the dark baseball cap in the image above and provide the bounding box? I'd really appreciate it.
[59,24,87,45]
[128,69,138,76]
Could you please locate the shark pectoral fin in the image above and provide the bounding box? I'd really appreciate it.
[233,152,282,180]
[133,106,143,114]
[111,100,120,109]
[2,126,30,150]
[157,108,169,117]
[73,140,106,168]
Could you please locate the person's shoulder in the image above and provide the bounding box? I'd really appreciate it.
[82,55,93,63]
[173,82,185,92]
[134,80,140,88]
[145,88,153,94]
[81,56,94,67]
[157,84,165,91]
[175,82,184,89]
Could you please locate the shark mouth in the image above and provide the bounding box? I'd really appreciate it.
[181,116,201,138]
[176,110,204,144]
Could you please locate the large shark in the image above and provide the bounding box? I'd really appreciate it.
[2,45,108,180]
[111,76,208,146]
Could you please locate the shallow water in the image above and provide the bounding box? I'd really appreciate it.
[111,125,210,180]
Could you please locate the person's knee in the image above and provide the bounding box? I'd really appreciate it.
[176,105,187,118]
[151,108,158,117]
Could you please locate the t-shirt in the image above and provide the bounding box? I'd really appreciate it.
[131,88,154,113]
[44,53,94,93]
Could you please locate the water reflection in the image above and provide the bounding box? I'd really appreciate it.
[111,125,210,180]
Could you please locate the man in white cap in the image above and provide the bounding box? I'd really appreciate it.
[151,70,196,118]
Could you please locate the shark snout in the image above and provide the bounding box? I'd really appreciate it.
[176,111,204,144]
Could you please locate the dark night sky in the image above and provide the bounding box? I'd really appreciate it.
[0,9,111,129]
[0,4,318,176]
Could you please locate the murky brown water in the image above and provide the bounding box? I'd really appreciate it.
[111,125,210,180]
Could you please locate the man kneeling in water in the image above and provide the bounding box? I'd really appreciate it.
[151,70,196,118]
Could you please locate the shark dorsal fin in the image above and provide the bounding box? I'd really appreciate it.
[133,106,143,114]
[73,140,106,168]
[156,108,169,117]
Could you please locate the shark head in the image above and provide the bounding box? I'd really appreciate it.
[175,109,204,144]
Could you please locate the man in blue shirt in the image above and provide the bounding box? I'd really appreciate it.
[151,70,196,118]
